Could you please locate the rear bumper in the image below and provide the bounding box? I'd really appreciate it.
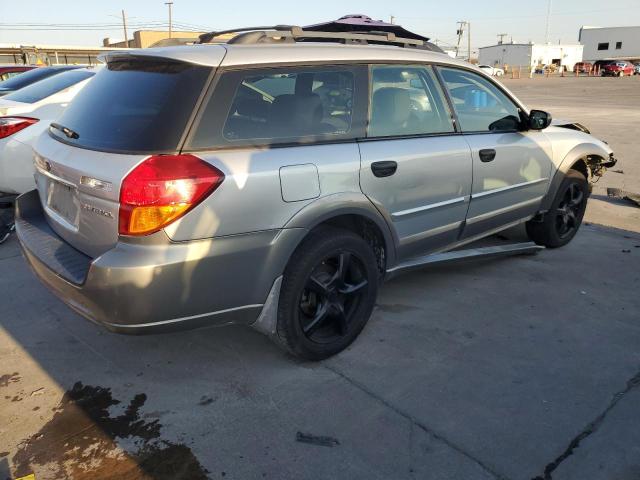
[16,189,306,334]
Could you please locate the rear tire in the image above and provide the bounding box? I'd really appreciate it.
[526,169,589,248]
[276,226,379,361]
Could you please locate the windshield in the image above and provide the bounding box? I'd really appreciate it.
[50,59,211,153]
[3,70,94,104]
[0,67,79,91]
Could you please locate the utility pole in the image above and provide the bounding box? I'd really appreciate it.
[389,15,395,24]
[165,1,174,38]
[545,0,552,43]
[455,21,466,58]
[467,21,471,61]
[497,33,508,45]
[121,9,129,47]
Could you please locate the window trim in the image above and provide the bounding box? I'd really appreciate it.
[180,59,532,152]
[182,64,368,152]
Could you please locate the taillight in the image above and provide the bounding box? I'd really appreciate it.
[119,154,224,236]
[0,117,38,139]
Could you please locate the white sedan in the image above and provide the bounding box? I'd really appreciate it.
[0,67,97,195]
[478,65,505,76]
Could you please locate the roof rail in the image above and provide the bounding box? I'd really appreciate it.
[198,26,442,52]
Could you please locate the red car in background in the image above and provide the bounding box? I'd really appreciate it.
[601,61,635,77]
[0,65,36,82]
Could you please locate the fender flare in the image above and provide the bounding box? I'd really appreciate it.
[283,192,399,268]
[539,142,610,212]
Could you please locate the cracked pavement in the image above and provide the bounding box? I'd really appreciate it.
[2,77,640,479]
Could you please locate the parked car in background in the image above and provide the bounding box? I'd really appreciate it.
[0,66,81,97]
[601,61,635,77]
[592,60,613,70]
[0,68,97,195]
[0,65,37,82]
[573,62,593,73]
[15,25,616,360]
[478,65,504,76]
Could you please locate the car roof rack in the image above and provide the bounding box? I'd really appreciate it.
[198,15,444,52]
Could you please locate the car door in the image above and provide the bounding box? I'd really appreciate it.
[437,66,553,239]
[359,65,472,260]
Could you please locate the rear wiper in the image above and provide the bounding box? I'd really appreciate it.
[50,122,79,139]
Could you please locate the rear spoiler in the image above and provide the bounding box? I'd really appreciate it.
[98,45,226,68]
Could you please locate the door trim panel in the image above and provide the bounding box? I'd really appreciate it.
[471,177,549,199]
[465,196,543,225]
[392,196,467,218]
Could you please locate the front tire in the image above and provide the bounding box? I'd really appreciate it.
[526,169,589,248]
[276,227,379,360]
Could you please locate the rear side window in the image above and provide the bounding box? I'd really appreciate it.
[188,65,367,149]
[49,60,211,153]
[368,65,454,138]
[438,67,521,133]
[3,70,94,104]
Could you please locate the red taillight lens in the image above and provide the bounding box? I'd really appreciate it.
[119,154,225,236]
[0,116,38,139]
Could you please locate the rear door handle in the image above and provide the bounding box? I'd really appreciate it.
[479,149,497,162]
[371,161,397,178]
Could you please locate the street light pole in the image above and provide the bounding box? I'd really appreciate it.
[467,21,471,61]
[545,0,552,43]
[121,9,129,47]
[165,1,174,38]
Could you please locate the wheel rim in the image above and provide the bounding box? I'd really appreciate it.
[555,183,584,239]
[298,251,369,344]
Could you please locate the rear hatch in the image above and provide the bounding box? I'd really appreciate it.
[33,51,221,258]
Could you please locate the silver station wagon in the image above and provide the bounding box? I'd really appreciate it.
[16,20,616,360]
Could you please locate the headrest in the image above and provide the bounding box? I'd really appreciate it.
[371,87,411,124]
[269,93,324,135]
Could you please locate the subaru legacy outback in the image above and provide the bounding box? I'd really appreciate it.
[16,20,616,360]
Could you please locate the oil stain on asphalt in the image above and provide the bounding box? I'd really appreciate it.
[11,382,209,479]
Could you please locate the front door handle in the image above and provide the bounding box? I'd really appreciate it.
[479,149,497,162]
[371,161,398,178]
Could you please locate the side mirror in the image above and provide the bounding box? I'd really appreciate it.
[528,110,552,130]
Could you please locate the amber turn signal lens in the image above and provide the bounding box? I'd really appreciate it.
[126,204,191,235]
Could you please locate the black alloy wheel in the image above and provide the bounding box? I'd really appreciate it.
[299,251,369,343]
[526,169,589,248]
[554,182,584,239]
[276,226,379,360]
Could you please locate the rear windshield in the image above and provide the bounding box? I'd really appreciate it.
[3,70,94,104]
[49,59,211,153]
[0,67,78,91]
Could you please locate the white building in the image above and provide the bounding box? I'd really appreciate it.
[579,26,640,62]
[478,42,584,71]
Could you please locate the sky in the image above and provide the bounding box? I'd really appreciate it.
[1,0,639,52]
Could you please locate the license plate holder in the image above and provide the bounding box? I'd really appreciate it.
[46,179,79,227]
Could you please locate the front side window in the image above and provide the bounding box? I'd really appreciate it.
[598,42,609,51]
[368,65,454,137]
[438,67,522,133]
[189,66,363,149]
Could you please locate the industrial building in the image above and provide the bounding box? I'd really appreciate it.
[579,26,640,62]
[103,30,206,48]
[478,42,584,71]
[0,43,128,66]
